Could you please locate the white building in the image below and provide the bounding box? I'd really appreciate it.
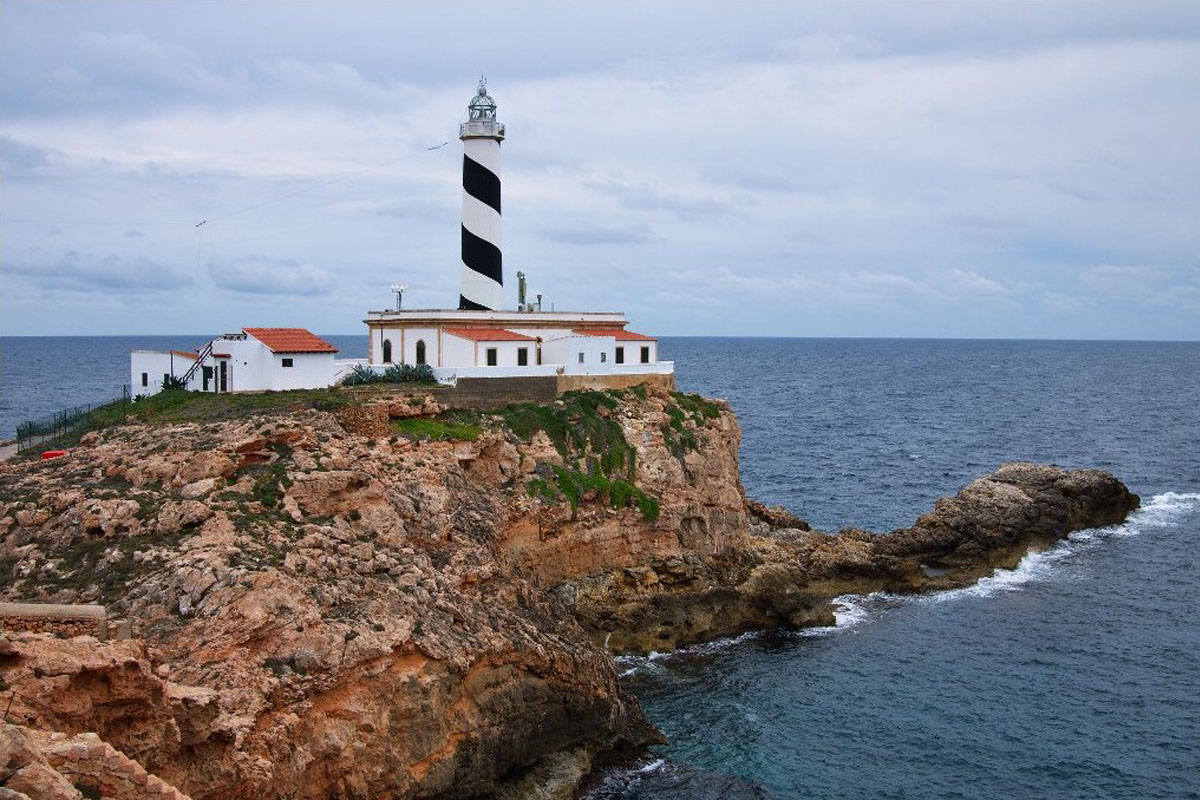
[131,328,340,397]
[364,309,668,386]
[363,80,673,389]
[128,79,673,396]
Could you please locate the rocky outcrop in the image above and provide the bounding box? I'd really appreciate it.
[566,461,1139,652]
[0,387,1138,798]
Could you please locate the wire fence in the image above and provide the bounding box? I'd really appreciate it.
[15,386,131,453]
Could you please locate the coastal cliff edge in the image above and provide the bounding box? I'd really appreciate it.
[0,386,1138,798]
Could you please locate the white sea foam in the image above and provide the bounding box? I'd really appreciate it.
[614,628,772,676]
[639,758,665,773]
[614,493,1199,671]
[925,491,1199,603]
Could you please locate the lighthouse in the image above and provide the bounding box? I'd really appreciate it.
[362,78,672,391]
[458,79,505,311]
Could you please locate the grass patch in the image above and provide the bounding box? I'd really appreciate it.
[392,414,483,442]
[71,388,359,442]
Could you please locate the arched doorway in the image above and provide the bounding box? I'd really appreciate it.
[382,339,392,364]
[416,340,427,365]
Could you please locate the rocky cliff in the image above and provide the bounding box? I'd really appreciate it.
[0,386,1138,799]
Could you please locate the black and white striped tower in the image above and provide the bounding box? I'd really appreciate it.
[458,79,505,311]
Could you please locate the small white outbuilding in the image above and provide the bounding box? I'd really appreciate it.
[130,327,340,396]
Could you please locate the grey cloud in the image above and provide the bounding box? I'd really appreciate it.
[584,180,735,220]
[2,252,192,292]
[539,224,661,245]
[0,135,51,174]
[208,257,336,296]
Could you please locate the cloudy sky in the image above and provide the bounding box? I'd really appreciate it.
[2,2,1198,339]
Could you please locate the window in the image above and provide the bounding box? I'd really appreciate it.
[601,352,607,362]
[640,346,651,364]
[578,352,585,364]
[486,347,498,366]
[141,372,148,387]
[416,340,427,365]
[282,358,294,368]
[163,373,170,385]
[382,339,392,364]
[517,347,528,366]
[615,347,624,364]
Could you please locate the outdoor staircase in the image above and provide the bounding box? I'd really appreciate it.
[180,341,214,386]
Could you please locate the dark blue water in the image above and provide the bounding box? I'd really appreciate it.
[3,336,1198,798]
[588,338,1200,800]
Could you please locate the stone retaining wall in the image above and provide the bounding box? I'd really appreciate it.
[0,603,111,640]
[556,372,676,394]
[345,373,670,413]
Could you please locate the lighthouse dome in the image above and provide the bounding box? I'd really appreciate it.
[468,81,497,121]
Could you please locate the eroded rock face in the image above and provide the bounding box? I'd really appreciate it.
[0,390,721,799]
[0,388,1139,798]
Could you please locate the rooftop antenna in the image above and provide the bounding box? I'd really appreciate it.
[389,283,408,312]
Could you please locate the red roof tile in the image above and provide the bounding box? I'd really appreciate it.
[243,327,339,354]
[444,327,537,342]
[573,328,656,341]
[171,350,198,360]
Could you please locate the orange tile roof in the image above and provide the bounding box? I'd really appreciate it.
[171,350,198,360]
[574,328,656,341]
[243,327,339,354]
[444,327,537,342]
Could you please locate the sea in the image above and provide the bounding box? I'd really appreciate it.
[2,336,1198,798]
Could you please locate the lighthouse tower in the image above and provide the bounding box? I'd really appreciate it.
[458,79,505,311]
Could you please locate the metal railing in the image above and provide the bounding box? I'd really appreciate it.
[14,386,131,453]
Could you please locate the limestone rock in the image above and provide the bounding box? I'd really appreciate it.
[0,390,1139,799]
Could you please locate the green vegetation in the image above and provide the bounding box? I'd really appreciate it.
[244,442,294,509]
[661,391,721,458]
[341,363,436,386]
[500,390,634,474]
[530,462,661,521]
[35,526,187,603]
[391,413,483,442]
[507,390,665,521]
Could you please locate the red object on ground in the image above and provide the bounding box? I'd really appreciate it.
[41,450,67,460]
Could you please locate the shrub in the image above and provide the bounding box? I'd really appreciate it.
[342,362,436,386]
